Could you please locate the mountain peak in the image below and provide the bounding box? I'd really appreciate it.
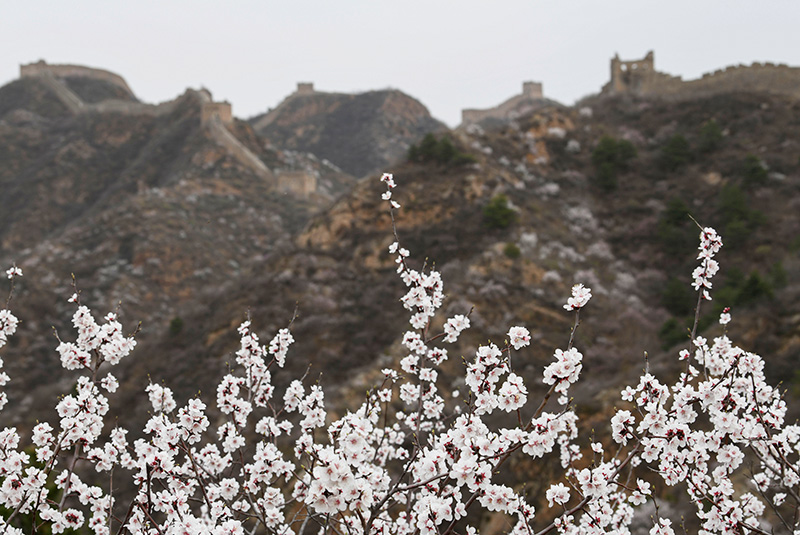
[250,84,446,177]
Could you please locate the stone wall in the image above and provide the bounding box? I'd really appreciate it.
[276,170,317,196]
[206,117,273,181]
[461,81,546,125]
[35,71,85,114]
[602,51,800,101]
[21,60,134,96]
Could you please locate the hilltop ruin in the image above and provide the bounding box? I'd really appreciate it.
[461,81,550,126]
[602,50,800,100]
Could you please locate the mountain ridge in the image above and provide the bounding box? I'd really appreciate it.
[250,82,447,177]
[1,58,798,445]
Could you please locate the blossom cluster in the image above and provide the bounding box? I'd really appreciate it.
[563,283,592,311]
[692,226,723,300]
[0,174,795,535]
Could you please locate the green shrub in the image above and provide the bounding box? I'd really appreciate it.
[770,261,788,288]
[713,267,775,310]
[718,184,750,225]
[723,220,750,250]
[409,133,476,167]
[451,153,478,166]
[661,277,694,316]
[790,235,800,253]
[503,242,521,259]
[483,194,517,230]
[418,133,439,160]
[735,271,774,305]
[717,184,765,249]
[661,198,691,228]
[595,162,618,192]
[437,137,458,163]
[698,119,723,154]
[169,316,184,336]
[659,134,691,172]
[742,154,768,187]
[656,198,695,255]
[591,136,636,192]
[659,317,689,349]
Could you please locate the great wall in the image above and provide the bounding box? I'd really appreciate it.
[17,60,317,197]
[250,82,316,132]
[601,50,800,100]
[459,52,800,126]
[17,55,800,186]
[460,81,547,126]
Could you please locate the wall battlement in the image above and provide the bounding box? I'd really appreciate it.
[20,60,134,96]
[602,51,800,101]
[461,81,546,125]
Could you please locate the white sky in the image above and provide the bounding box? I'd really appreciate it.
[2,1,799,127]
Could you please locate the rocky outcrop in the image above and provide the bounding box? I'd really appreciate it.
[250,83,446,177]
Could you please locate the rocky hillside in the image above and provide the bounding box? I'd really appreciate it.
[0,70,356,422]
[250,86,446,177]
[2,64,800,532]
[77,90,799,441]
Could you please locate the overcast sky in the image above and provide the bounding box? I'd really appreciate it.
[2,1,799,127]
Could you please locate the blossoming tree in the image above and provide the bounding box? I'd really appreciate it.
[0,174,797,534]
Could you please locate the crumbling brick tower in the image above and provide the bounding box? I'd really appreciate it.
[608,51,655,95]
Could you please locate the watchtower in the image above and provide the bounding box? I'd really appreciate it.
[608,51,655,94]
[296,82,315,95]
[201,101,233,125]
[522,81,543,98]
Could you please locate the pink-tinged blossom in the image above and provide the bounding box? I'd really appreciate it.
[543,348,583,394]
[100,374,118,393]
[267,328,293,368]
[507,326,531,350]
[0,310,20,349]
[443,314,470,343]
[692,227,723,300]
[650,518,674,535]
[5,266,22,279]
[146,383,176,414]
[498,373,527,412]
[563,283,592,311]
[380,172,396,189]
[546,482,570,507]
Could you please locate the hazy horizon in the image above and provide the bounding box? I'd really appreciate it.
[3,1,799,126]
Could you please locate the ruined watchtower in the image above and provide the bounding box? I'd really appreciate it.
[522,81,543,99]
[607,51,655,95]
[201,101,233,125]
[296,82,315,95]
